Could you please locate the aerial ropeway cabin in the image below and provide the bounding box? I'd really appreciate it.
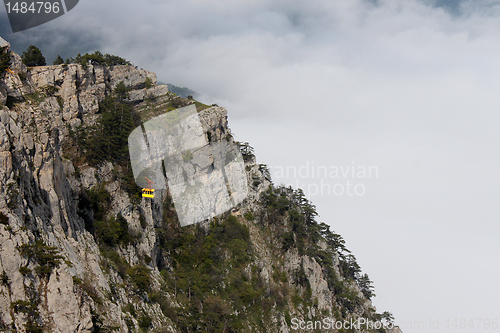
[142,177,155,198]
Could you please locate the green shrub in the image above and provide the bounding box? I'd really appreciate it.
[282,231,295,251]
[199,295,230,330]
[53,55,64,65]
[228,239,249,265]
[56,96,64,109]
[138,312,152,330]
[149,291,176,319]
[87,185,111,222]
[1,271,9,285]
[72,276,82,285]
[11,300,37,314]
[104,53,132,66]
[6,183,19,209]
[272,267,288,283]
[0,211,8,225]
[244,211,255,221]
[239,142,255,163]
[25,318,43,333]
[18,72,26,81]
[128,265,150,292]
[5,95,17,109]
[72,83,142,203]
[124,303,137,317]
[100,246,129,278]
[73,276,101,305]
[192,100,210,111]
[182,150,193,162]
[358,273,376,299]
[139,212,147,229]
[291,294,303,307]
[11,298,44,332]
[219,215,250,243]
[0,47,10,74]
[337,290,359,311]
[19,266,31,276]
[95,213,132,247]
[284,311,292,327]
[43,85,58,96]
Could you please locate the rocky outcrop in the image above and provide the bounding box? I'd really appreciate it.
[0,47,175,332]
[23,62,168,128]
[109,65,157,90]
[129,85,169,103]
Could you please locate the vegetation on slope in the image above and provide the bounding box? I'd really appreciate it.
[0,47,10,74]
[17,44,131,68]
[38,58,396,332]
[65,81,143,205]
[62,51,132,67]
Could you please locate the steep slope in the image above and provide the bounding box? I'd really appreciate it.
[0,42,401,333]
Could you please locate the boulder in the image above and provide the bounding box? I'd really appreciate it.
[109,65,157,90]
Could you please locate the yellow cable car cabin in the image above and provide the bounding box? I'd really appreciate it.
[142,177,155,198]
[142,188,155,198]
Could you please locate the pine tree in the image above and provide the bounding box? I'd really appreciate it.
[21,45,46,67]
[358,273,376,299]
[319,222,350,256]
[82,81,138,165]
[341,254,361,280]
[53,55,64,65]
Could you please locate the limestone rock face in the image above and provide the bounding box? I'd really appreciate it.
[0,85,6,106]
[22,62,167,125]
[0,50,176,333]
[128,85,169,102]
[8,51,26,73]
[109,65,157,90]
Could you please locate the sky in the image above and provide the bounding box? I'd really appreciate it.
[2,0,500,331]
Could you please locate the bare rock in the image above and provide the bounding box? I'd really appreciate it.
[0,84,6,106]
[8,51,26,73]
[109,65,156,90]
[128,85,169,102]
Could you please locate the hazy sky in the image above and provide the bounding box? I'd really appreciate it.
[2,0,500,331]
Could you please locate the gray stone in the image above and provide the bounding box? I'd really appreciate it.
[128,85,169,102]
[109,65,157,90]
[0,85,6,106]
[0,111,9,124]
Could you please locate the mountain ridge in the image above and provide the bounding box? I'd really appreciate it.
[0,40,401,333]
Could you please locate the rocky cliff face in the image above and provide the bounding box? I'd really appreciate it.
[0,43,400,333]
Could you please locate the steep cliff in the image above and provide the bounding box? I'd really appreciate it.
[0,42,401,333]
